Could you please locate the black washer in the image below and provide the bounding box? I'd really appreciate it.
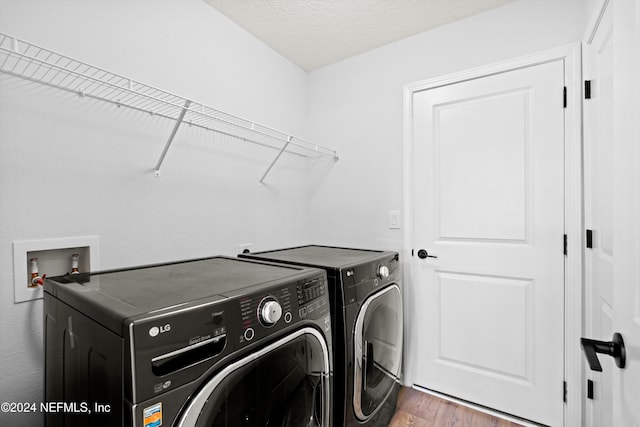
[44,256,333,427]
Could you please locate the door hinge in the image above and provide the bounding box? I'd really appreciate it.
[564,381,568,403]
[564,234,568,255]
[586,229,593,249]
[587,379,594,399]
[563,86,567,108]
[585,80,592,99]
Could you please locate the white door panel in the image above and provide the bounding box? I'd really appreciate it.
[611,1,640,424]
[435,89,529,242]
[411,60,565,426]
[435,273,533,381]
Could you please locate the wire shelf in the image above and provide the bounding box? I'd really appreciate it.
[0,32,338,180]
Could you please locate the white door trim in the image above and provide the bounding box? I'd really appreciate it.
[402,44,583,427]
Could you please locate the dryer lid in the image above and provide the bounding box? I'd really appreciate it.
[242,245,393,270]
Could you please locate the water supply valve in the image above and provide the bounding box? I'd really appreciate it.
[71,253,80,274]
[29,258,46,287]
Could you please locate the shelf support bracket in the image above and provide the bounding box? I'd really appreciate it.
[11,36,19,53]
[259,136,292,184]
[154,100,192,176]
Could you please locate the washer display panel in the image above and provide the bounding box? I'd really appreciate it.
[353,284,403,421]
[177,327,330,427]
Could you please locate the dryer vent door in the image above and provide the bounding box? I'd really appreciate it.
[353,284,403,421]
[176,327,330,427]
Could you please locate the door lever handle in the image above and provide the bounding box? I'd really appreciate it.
[417,249,437,259]
[580,332,626,372]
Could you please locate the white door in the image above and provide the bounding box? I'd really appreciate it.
[410,60,565,426]
[583,1,640,426]
[583,2,614,426]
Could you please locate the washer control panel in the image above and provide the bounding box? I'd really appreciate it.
[130,271,329,402]
[296,277,327,319]
[236,273,329,349]
[238,286,291,341]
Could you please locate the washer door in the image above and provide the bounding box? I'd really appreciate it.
[176,327,330,427]
[353,284,403,421]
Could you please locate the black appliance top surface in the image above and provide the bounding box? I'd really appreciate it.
[44,256,317,327]
[244,245,392,269]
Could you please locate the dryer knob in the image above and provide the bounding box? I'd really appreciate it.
[377,265,390,279]
[260,300,283,325]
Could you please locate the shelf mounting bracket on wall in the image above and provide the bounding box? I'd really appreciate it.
[260,136,292,184]
[0,32,339,181]
[154,99,192,176]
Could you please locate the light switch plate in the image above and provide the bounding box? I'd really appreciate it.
[389,210,401,229]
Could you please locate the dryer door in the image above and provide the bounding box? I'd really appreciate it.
[353,284,403,421]
[176,327,330,427]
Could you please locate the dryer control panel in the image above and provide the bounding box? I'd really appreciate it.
[341,252,400,305]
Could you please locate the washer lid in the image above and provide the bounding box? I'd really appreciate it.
[44,256,315,335]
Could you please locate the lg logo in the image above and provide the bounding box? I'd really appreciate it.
[149,324,171,337]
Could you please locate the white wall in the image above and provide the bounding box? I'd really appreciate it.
[0,1,318,425]
[306,0,588,253]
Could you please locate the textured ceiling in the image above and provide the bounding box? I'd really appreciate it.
[204,0,514,71]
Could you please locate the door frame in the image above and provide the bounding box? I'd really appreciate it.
[402,44,583,426]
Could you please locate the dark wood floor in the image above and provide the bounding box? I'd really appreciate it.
[388,387,524,427]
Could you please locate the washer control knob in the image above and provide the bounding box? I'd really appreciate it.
[377,265,390,279]
[260,300,283,325]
